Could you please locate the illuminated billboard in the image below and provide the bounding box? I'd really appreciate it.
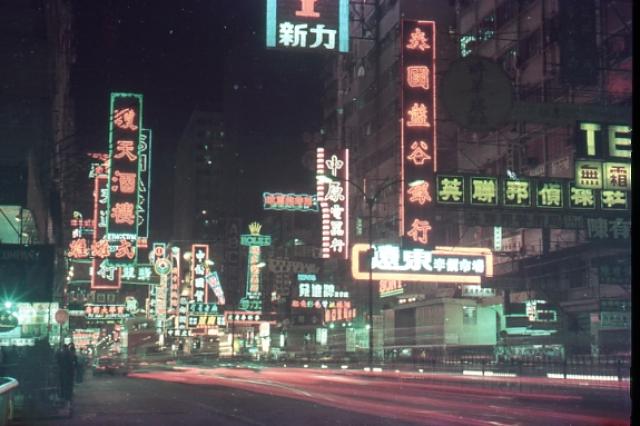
[263,192,318,211]
[316,147,349,259]
[265,0,349,53]
[240,222,270,310]
[351,243,493,284]
[106,92,143,264]
[401,20,437,247]
[137,128,152,238]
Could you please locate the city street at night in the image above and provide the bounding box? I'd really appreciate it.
[1,0,633,424]
[24,364,631,426]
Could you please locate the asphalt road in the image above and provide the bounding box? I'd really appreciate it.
[22,366,631,426]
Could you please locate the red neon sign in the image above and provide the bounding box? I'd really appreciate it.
[401,20,437,247]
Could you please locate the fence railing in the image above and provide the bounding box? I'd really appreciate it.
[0,377,19,426]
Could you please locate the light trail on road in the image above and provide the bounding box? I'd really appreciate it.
[129,367,630,425]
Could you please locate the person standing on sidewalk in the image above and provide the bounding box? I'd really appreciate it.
[57,344,77,408]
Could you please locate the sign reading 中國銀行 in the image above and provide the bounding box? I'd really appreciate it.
[316,147,349,259]
[351,243,493,285]
[266,0,349,53]
[401,20,437,248]
[575,122,631,191]
[106,93,143,264]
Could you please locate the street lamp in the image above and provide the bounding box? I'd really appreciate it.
[317,175,400,368]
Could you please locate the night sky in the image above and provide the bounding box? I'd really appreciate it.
[71,0,325,240]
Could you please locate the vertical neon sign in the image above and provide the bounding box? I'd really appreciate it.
[191,244,209,304]
[316,147,349,259]
[401,20,436,247]
[137,128,152,239]
[106,92,143,264]
[91,172,121,290]
[169,246,181,314]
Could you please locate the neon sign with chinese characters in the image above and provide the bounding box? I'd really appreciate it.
[106,92,143,264]
[91,173,121,290]
[191,244,210,304]
[263,192,319,211]
[316,147,349,259]
[137,129,152,238]
[266,0,349,53]
[351,243,493,284]
[401,20,437,247]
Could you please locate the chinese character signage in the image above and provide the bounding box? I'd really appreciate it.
[436,176,464,204]
[297,282,349,299]
[169,246,181,314]
[191,244,209,304]
[536,181,564,208]
[351,243,493,284]
[176,295,189,330]
[263,192,319,211]
[470,177,498,206]
[91,174,121,290]
[106,92,143,264]
[575,160,603,189]
[137,128,152,238]
[84,304,128,320]
[266,0,349,53]
[436,174,630,212]
[602,162,631,191]
[316,147,349,259]
[401,20,436,247]
[503,178,531,207]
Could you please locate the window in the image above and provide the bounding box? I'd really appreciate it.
[463,306,477,325]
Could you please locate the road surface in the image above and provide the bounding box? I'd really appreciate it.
[22,365,631,425]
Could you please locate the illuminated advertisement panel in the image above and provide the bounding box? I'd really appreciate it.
[191,244,209,304]
[263,192,318,211]
[106,92,143,264]
[137,128,152,238]
[401,20,436,247]
[351,243,493,284]
[265,0,349,53]
[503,178,531,207]
[536,181,564,209]
[240,223,271,309]
[91,174,121,290]
[316,147,349,259]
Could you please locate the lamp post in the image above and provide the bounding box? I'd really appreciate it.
[317,175,400,368]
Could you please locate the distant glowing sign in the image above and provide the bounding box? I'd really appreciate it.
[266,0,349,53]
[240,223,271,306]
[169,247,180,314]
[401,20,436,247]
[106,93,143,264]
[316,147,349,259]
[84,304,128,320]
[297,282,348,299]
[263,192,319,211]
[379,280,404,298]
[206,271,225,305]
[191,244,209,304]
[351,243,493,284]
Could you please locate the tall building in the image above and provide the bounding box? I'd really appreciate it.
[173,110,238,242]
[1,0,77,304]
[318,0,631,359]
[454,0,631,357]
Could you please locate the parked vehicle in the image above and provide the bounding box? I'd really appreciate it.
[93,355,128,376]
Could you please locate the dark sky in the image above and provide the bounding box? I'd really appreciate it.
[71,0,325,240]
